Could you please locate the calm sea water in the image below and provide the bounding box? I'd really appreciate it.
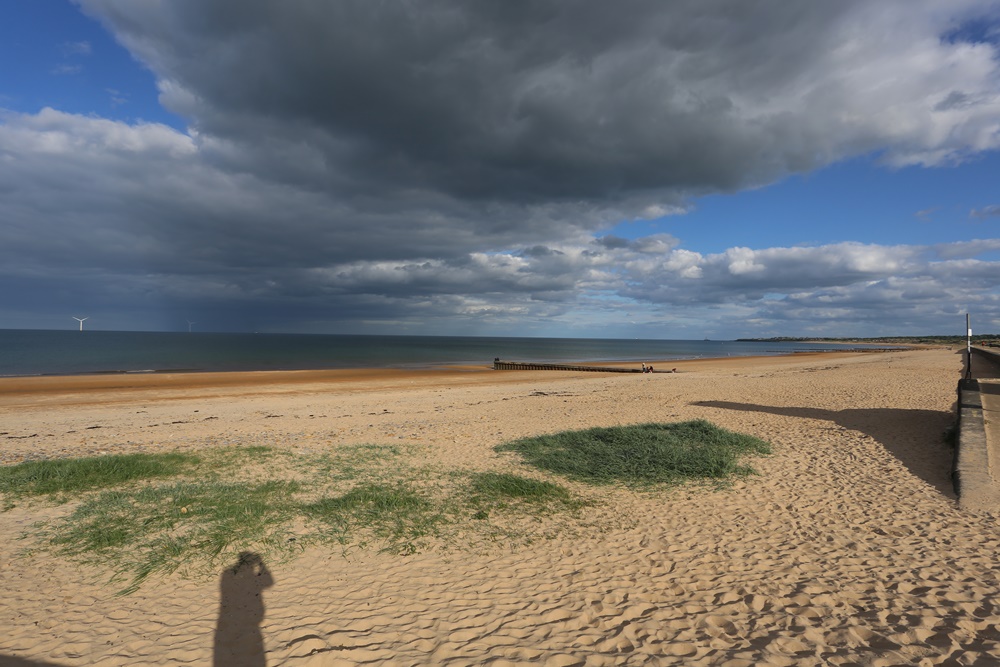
[0,330,889,377]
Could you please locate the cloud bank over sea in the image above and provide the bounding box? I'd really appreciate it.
[2,1,999,336]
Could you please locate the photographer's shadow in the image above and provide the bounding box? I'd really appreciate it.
[213,552,274,667]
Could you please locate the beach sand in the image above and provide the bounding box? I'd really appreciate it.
[2,348,999,666]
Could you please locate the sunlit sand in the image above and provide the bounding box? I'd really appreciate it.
[2,348,999,665]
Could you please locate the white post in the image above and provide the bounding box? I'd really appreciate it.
[966,313,972,379]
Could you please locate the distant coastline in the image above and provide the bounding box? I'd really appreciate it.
[1,330,907,378]
[737,335,1000,347]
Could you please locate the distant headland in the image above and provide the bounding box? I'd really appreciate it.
[737,335,1000,347]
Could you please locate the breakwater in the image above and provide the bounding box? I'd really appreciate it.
[492,360,658,373]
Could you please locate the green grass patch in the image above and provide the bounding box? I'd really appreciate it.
[47,479,301,594]
[497,420,770,486]
[463,472,582,523]
[7,424,765,594]
[0,452,198,496]
[302,483,445,554]
[468,473,571,502]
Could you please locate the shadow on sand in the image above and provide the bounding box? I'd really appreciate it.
[692,400,956,496]
[0,553,275,667]
[213,551,275,667]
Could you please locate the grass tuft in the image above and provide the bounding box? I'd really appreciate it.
[48,479,301,594]
[0,452,198,496]
[4,422,768,593]
[497,420,770,486]
[302,483,444,553]
[468,473,571,502]
[306,483,428,516]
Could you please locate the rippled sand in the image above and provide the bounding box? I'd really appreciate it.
[2,348,998,666]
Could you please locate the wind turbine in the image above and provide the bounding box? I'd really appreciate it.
[187,320,197,333]
[73,316,89,331]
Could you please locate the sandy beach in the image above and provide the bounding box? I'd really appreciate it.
[2,348,999,666]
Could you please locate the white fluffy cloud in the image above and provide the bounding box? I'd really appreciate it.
[2,1,1000,334]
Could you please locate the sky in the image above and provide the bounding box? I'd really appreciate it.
[1,1,999,339]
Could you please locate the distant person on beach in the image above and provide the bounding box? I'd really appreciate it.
[648,364,654,373]
[641,363,647,373]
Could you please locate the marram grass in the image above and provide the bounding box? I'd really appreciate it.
[0,452,198,496]
[49,479,301,594]
[496,420,771,486]
[468,472,571,502]
[1,420,768,593]
[302,483,445,553]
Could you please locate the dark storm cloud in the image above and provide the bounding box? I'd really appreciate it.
[80,0,1000,203]
[2,1,1000,333]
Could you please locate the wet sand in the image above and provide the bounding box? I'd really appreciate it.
[3,348,999,666]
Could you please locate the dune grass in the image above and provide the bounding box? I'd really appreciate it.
[4,445,470,592]
[497,420,771,486]
[49,479,302,594]
[3,420,769,593]
[464,472,582,522]
[468,472,572,502]
[302,483,445,554]
[0,452,199,497]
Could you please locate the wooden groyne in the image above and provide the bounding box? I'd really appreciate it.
[493,360,648,373]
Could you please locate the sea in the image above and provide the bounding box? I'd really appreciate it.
[0,330,899,378]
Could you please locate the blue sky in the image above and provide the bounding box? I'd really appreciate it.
[621,153,1000,253]
[1,1,999,338]
[0,1,176,126]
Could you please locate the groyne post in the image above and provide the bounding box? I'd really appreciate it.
[492,360,645,373]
